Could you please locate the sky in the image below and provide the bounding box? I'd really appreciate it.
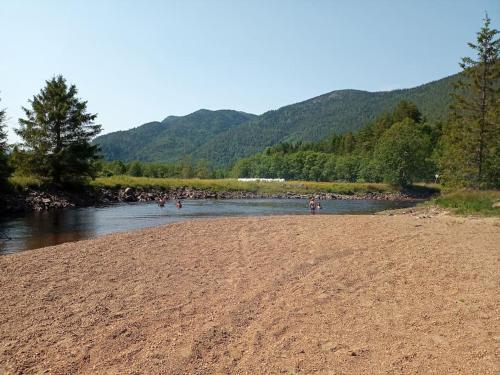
[1,0,499,142]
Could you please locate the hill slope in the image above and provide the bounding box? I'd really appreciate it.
[95,74,458,165]
[193,74,458,165]
[94,109,256,162]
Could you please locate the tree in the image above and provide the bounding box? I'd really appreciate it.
[16,76,102,184]
[127,161,143,177]
[231,158,252,178]
[179,156,194,178]
[341,132,356,154]
[439,14,500,188]
[0,98,12,187]
[109,160,127,175]
[194,159,211,179]
[392,100,422,123]
[374,119,432,186]
[335,155,360,182]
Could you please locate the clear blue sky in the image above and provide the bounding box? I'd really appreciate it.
[1,0,498,142]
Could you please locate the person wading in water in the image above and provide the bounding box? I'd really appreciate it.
[309,197,317,214]
[158,195,166,208]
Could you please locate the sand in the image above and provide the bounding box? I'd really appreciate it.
[0,213,499,374]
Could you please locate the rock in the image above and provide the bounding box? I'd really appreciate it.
[492,201,500,209]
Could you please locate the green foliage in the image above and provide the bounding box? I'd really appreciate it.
[8,175,45,189]
[334,155,361,182]
[392,100,422,123]
[194,159,211,179]
[14,75,102,185]
[108,160,127,176]
[127,161,144,177]
[94,75,458,167]
[432,190,500,216]
[94,109,256,163]
[439,14,500,188]
[96,158,218,180]
[231,101,437,185]
[0,98,12,188]
[180,156,194,178]
[373,119,433,186]
[195,77,457,166]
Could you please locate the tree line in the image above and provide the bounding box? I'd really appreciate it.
[232,15,499,188]
[99,157,228,179]
[231,102,439,186]
[0,15,498,189]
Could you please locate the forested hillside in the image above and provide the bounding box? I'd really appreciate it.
[231,101,441,186]
[95,74,459,166]
[94,109,256,162]
[194,74,458,165]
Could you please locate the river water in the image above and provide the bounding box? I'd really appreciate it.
[0,198,417,254]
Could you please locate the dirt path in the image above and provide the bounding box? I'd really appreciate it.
[0,214,499,374]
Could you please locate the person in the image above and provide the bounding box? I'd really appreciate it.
[316,201,322,210]
[158,196,166,208]
[176,200,183,209]
[308,197,316,214]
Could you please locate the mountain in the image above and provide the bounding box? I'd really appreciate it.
[191,74,459,165]
[94,73,459,166]
[94,109,257,162]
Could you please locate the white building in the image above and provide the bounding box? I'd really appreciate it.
[237,178,285,182]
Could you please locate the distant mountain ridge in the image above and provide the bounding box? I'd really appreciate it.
[94,73,459,166]
[95,109,256,162]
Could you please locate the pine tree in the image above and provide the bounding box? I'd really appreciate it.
[16,76,102,184]
[0,98,12,187]
[440,14,500,188]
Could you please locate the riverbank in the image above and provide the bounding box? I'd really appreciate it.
[1,214,498,374]
[2,176,438,214]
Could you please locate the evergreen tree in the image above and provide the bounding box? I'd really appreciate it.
[195,159,211,179]
[127,161,144,177]
[439,14,500,188]
[180,156,194,178]
[0,98,12,187]
[109,160,127,175]
[16,76,102,184]
[392,100,422,123]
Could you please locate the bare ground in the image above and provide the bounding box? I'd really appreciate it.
[0,214,499,374]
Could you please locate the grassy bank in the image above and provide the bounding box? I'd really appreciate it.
[91,176,397,195]
[8,175,45,189]
[7,175,442,199]
[431,190,500,216]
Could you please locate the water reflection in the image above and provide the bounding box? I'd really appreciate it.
[0,199,417,254]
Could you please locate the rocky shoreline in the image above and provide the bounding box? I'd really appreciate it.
[1,186,432,214]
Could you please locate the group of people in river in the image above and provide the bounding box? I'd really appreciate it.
[157,195,323,214]
[157,196,183,209]
[308,197,322,214]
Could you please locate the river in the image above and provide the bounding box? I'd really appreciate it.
[0,198,417,254]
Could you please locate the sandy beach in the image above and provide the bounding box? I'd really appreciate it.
[0,213,499,374]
